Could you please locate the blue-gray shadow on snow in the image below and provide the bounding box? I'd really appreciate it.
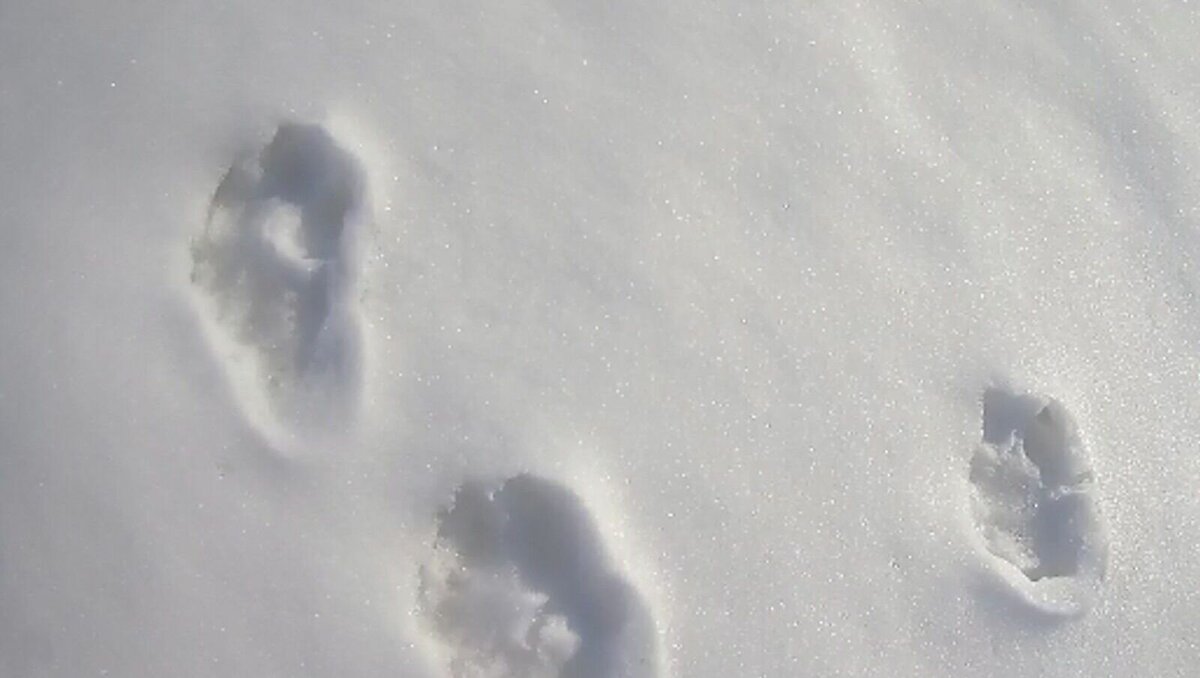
[436,474,660,678]
[196,121,366,439]
[253,123,364,379]
[968,387,1108,618]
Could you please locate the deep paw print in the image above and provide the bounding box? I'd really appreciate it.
[418,474,662,678]
[968,388,1108,615]
[192,122,367,441]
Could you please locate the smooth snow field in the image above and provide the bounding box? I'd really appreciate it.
[2,1,1199,676]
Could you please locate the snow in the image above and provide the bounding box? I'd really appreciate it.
[2,0,1199,676]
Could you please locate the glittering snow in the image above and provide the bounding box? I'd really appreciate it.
[2,1,1199,676]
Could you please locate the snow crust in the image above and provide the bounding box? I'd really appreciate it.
[2,0,1200,676]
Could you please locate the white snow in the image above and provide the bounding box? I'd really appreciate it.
[2,1,1200,676]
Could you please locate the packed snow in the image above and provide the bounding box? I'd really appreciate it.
[2,0,1199,676]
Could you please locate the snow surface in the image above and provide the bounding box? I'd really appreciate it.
[2,0,1200,676]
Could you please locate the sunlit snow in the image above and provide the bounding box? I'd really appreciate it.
[2,1,1199,676]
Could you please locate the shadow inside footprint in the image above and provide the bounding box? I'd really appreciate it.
[421,474,660,678]
[969,388,1108,614]
[192,122,366,439]
[258,124,362,260]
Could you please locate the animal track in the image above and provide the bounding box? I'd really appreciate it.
[418,474,660,678]
[191,122,366,439]
[968,388,1108,614]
